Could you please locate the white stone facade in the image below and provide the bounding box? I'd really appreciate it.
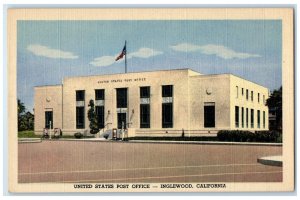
[34,69,269,137]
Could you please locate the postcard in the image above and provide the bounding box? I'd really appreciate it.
[7,8,294,192]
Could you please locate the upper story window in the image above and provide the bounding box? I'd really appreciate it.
[116,88,128,108]
[258,93,260,103]
[246,89,249,100]
[263,95,266,104]
[236,86,239,98]
[251,91,254,101]
[242,88,244,96]
[76,90,85,101]
[162,85,173,97]
[140,86,150,98]
[95,89,105,100]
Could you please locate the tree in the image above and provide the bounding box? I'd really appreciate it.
[87,99,99,134]
[266,86,282,131]
[24,112,34,130]
[18,99,34,131]
[18,99,25,117]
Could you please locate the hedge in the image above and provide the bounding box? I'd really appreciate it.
[217,130,282,143]
[74,132,83,139]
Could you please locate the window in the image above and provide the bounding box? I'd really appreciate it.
[242,107,244,128]
[45,111,53,129]
[162,103,173,128]
[235,106,239,128]
[263,111,266,128]
[162,85,173,97]
[116,88,128,129]
[96,106,104,129]
[204,103,215,128]
[162,85,173,128]
[140,86,150,98]
[140,104,150,128]
[76,107,85,129]
[246,108,249,128]
[116,88,128,108]
[263,95,265,104]
[246,89,249,100]
[242,88,244,96]
[76,90,85,101]
[251,109,254,128]
[95,89,105,129]
[95,89,105,100]
[251,91,253,101]
[258,93,260,103]
[257,110,260,128]
[236,86,239,98]
[76,90,85,129]
[140,86,150,128]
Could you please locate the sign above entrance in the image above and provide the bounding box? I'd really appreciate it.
[98,78,146,84]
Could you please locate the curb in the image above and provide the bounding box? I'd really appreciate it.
[257,156,283,167]
[18,138,42,143]
[127,140,282,146]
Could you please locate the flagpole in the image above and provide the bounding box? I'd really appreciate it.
[125,40,127,73]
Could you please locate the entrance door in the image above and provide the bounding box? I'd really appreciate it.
[204,103,215,128]
[117,113,127,129]
[116,88,128,129]
[45,111,53,129]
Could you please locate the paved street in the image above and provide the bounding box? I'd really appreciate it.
[18,140,282,183]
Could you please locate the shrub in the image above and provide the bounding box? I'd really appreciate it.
[87,100,99,135]
[217,130,282,143]
[255,130,282,143]
[217,130,254,142]
[74,132,83,139]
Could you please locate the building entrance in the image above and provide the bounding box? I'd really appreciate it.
[204,102,215,128]
[116,88,128,129]
[117,113,127,129]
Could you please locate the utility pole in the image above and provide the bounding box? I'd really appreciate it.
[125,40,127,73]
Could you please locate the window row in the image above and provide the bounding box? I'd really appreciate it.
[235,106,266,129]
[75,85,173,102]
[236,86,266,104]
[75,85,174,129]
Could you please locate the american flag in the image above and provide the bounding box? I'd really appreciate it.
[115,44,126,61]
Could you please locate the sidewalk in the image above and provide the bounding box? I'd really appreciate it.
[19,137,282,146]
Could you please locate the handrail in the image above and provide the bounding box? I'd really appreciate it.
[99,122,112,133]
[104,122,112,127]
[126,122,132,128]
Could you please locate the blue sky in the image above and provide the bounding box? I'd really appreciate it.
[17,20,282,112]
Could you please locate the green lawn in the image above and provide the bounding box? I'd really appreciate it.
[18,130,40,138]
[18,130,95,139]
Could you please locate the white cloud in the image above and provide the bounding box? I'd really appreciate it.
[169,43,201,52]
[27,44,78,59]
[127,48,163,59]
[90,47,163,67]
[89,55,119,67]
[199,44,261,59]
[170,43,261,60]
